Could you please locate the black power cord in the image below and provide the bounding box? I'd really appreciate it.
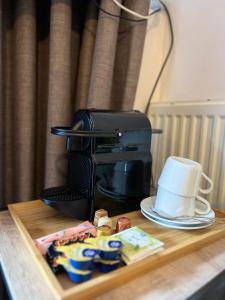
[145,0,174,113]
[91,0,161,23]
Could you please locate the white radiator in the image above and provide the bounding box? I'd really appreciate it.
[149,101,225,209]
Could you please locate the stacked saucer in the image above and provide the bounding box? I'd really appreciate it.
[140,196,215,230]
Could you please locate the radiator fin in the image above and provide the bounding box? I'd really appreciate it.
[150,104,225,209]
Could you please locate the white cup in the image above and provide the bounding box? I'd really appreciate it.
[155,156,213,217]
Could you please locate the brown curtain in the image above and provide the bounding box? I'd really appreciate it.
[0,0,149,207]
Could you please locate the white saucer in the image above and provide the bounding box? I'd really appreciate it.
[140,196,215,230]
[141,209,214,230]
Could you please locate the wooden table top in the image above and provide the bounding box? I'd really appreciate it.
[1,209,225,300]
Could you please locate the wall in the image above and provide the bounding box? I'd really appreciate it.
[134,0,225,110]
[134,0,225,208]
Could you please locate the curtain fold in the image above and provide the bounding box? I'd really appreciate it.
[87,0,122,108]
[75,0,98,109]
[111,0,149,110]
[35,0,50,194]
[0,0,149,207]
[14,0,36,199]
[0,0,3,200]
[2,0,15,203]
[45,0,72,188]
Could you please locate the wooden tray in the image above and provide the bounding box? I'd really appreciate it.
[8,200,225,300]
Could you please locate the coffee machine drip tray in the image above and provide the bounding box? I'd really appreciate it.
[40,186,90,220]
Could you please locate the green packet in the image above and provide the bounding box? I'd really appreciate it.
[114,227,164,265]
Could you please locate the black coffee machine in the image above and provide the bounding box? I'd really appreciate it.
[41,109,152,220]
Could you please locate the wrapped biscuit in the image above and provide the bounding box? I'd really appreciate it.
[34,221,96,255]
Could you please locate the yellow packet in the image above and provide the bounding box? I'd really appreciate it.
[56,257,92,283]
[56,257,90,274]
[85,236,122,252]
[56,243,98,262]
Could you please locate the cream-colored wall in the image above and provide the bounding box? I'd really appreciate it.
[134,0,225,111]
[134,9,165,111]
